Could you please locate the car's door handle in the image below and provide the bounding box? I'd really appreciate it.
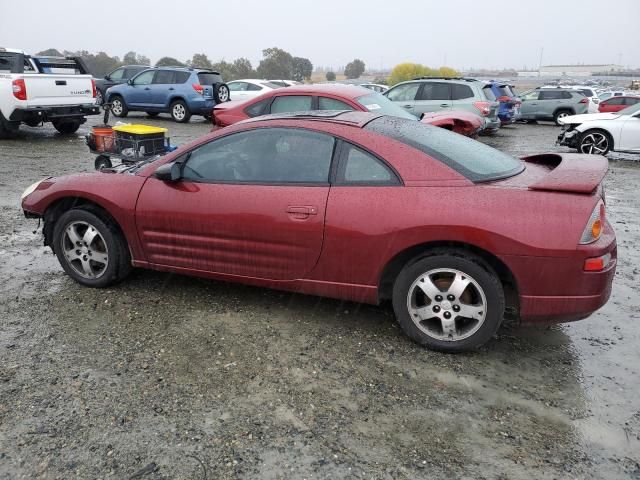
[440,103,449,107]
[403,105,412,109]
[144,87,151,90]
[55,80,67,86]
[286,206,318,218]
[169,87,174,91]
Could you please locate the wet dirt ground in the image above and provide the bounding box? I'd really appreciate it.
[0,114,639,479]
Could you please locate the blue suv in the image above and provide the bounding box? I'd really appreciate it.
[487,81,520,125]
[105,67,230,122]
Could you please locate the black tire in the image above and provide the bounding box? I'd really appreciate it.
[146,112,159,117]
[392,249,505,352]
[578,129,612,156]
[0,116,19,139]
[52,119,81,135]
[110,96,128,118]
[170,100,191,123]
[96,90,104,105]
[24,118,42,128]
[554,109,572,126]
[213,83,230,103]
[203,114,212,122]
[94,155,112,170]
[52,207,132,288]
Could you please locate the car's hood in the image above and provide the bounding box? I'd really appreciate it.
[559,112,620,125]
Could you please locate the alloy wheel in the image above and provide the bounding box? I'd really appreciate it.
[111,99,123,116]
[406,268,487,342]
[580,132,609,154]
[61,221,109,279]
[173,104,186,120]
[218,86,230,102]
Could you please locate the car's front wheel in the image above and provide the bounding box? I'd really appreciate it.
[579,129,612,155]
[392,250,505,352]
[554,109,572,126]
[170,100,191,123]
[52,208,132,288]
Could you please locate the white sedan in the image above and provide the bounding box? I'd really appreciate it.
[226,79,283,102]
[557,103,640,155]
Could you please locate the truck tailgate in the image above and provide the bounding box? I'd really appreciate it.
[22,74,95,107]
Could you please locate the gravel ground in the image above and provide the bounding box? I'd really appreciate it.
[0,114,639,479]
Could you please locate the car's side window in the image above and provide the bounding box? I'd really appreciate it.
[418,83,451,101]
[229,82,248,91]
[133,70,155,85]
[153,70,174,84]
[270,95,313,113]
[318,97,355,111]
[608,97,625,105]
[451,84,474,100]
[522,91,539,101]
[624,97,639,106]
[109,68,125,80]
[246,83,262,91]
[336,143,400,185]
[386,83,420,102]
[174,72,190,83]
[244,98,271,117]
[182,128,335,184]
[562,91,573,99]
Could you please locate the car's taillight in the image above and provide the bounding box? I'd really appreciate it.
[192,83,204,95]
[584,253,612,272]
[579,98,589,104]
[473,101,491,116]
[12,79,27,100]
[91,79,97,98]
[579,200,605,244]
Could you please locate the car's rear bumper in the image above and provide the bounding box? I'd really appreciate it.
[504,222,617,326]
[9,104,100,122]
[187,98,215,115]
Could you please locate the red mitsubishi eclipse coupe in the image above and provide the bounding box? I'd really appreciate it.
[21,112,616,352]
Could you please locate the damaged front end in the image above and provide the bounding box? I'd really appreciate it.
[556,123,581,149]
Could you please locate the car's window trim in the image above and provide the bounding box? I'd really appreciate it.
[179,126,339,187]
[333,139,403,187]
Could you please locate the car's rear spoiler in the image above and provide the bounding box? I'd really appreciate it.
[523,153,608,194]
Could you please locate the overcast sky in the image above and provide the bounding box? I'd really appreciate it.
[1,0,638,70]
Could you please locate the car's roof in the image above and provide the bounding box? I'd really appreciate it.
[239,110,383,128]
[266,84,373,99]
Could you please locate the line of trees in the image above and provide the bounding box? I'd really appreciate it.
[387,63,460,86]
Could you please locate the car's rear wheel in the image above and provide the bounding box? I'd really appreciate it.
[53,208,131,288]
[554,109,572,125]
[170,100,191,123]
[392,250,505,352]
[52,119,82,135]
[96,90,104,105]
[579,129,612,155]
[110,96,128,117]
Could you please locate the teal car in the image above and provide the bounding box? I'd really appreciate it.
[519,88,589,125]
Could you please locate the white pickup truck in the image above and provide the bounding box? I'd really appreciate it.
[0,48,100,138]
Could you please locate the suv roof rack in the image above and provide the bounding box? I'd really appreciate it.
[412,76,480,82]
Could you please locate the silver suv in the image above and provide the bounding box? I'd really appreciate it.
[519,88,589,125]
[383,77,501,133]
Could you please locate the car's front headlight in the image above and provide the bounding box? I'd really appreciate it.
[21,179,45,200]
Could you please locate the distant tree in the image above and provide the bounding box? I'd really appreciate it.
[63,50,121,77]
[372,76,388,85]
[326,71,336,81]
[387,63,432,86]
[189,53,213,69]
[344,59,365,79]
[123,51,150,66]
[35,48,63,57]
[257,47,293,79]
[231,58,255,79]
[292,57,313,82]
[437,66,459,77]
[211,60,234,81]
[156,56,185,67]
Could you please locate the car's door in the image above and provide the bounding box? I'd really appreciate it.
[618,113,640,151]
[538,90,563,117]
[519,90,541,118]
[228,81,250,101]
[450,83,475,112]
[412,82,452,116]
[148,69,175,108]
[135,127,335,280]
[127,70,155,107]
[385,82,421,115]
[601,96,624,112]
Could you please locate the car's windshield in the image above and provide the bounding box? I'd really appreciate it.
[355,93,417,120]
[365,116,524,182]
[618,102,640,116]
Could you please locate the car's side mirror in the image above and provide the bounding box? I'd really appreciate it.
[154,162,182,182]
[104,75,110,81]
[127,79,134,86]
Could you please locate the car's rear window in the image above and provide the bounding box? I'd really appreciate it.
[365,116,524,182]
[355,93,417,120]
[579,88,594,97]
[197,72,223,85]
[496,86,511,97]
